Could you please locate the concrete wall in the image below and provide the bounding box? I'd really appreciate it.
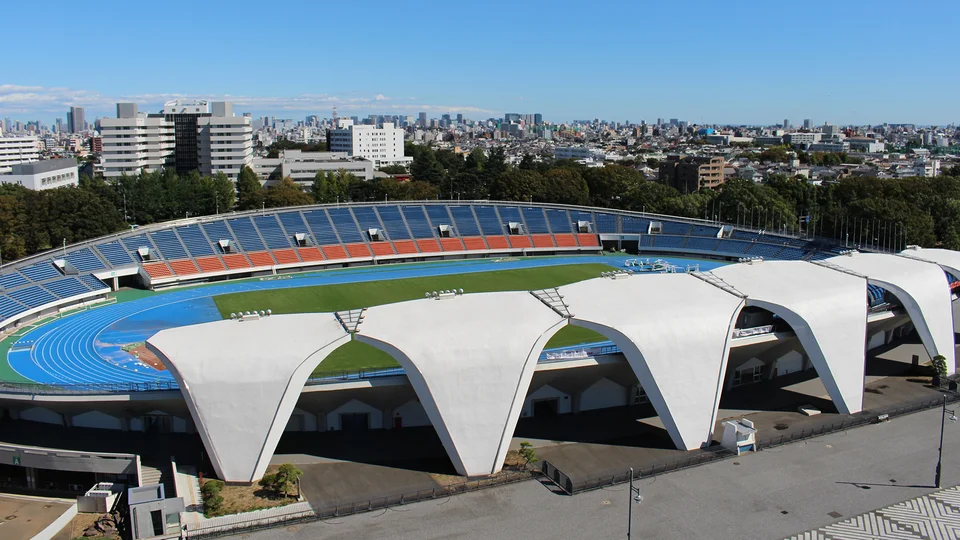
[522,385,572,417]
[325,400,383,431]
[579,378,629,412]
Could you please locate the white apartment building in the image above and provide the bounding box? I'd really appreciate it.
[252,150,374,185]
[783,132,822,147]
[0,136,41,173]
[327,120,412,168]
[0,158,78,190]
[101,100,252,181]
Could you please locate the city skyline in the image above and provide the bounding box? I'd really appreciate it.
[3,0,959,126]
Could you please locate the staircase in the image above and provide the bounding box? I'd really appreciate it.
[140,460,177,497]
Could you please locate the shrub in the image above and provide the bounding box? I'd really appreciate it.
[258,464,303,498]
[518,442,538,468]
[933,355,948,381]
[201,479,225,515]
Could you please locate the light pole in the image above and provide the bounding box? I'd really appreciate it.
[936,394,957,489]
[627,467,643,539]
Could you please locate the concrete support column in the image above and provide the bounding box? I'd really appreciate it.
[316,411,327,432]
[120,416,131,432]
[62,414,73,428]
[112,276,119,291]
[25,467,37,490]
[382,408,393,430]
[571,391,582,414]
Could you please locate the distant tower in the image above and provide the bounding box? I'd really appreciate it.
[783,118,789,129]
[332,106,338,128]
[803,119,811,129]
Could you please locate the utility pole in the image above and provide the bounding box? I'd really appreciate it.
[936,395,956,489]
[627,467,643,539]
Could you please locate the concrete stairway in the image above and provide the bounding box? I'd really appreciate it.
[140,460,177,497]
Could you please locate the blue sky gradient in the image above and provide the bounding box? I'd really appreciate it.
[2,0,958,125]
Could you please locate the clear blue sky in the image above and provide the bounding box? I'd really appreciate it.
[2,0,958,126]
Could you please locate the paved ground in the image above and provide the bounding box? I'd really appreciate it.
[0,494,72,540]
[241,405,960,540]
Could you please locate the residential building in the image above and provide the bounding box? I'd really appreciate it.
[67,106,85,133]
[326,119,411,168]
[0,158,79,190]
[89,136,103,153]
[101,100,253,181]
[658,155,725,193]
[846,138,885,153]
[252,150,374,185]
[0,136,41,172]
[784,132,822,148]
[822,124,841,138]
[554,146,601,161]
[755,136,784,146]
[808,141,850,153]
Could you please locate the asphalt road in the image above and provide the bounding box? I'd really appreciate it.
[242,405,960,540]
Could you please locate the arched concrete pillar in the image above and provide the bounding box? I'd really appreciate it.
[147,313,350,483]
[560,273,744,450]
[356,291,566,477]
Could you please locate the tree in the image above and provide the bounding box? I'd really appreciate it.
[311,170,354,204]
[464,147,487,171]
[542,168,589,206]
[263,177,312,208]
[236,165,263,210]
[378,164,408,175]
[201,480,225,515]
[409,147,446,186]
[258,463,302,498]
[208,172,236,214]
[518,442,538,468]
[932,355,948,385]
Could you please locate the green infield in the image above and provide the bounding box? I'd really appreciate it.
[212,263,611,376]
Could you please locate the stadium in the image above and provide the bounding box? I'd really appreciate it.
[0,200,957,514]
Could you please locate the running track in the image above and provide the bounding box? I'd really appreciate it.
[5,255,723,386]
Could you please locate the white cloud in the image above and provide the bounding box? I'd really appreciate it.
[0,84,498,118]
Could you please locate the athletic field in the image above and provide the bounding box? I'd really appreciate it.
[212,264,611,375]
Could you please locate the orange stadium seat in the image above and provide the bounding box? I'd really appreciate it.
[369,242,396,256]
[321,245,348,260]
[247,251,276,267]
[221,253,251,270]
[393,240,418,254]
[577,233,600,247]
[416,239,441,253]
[554,234,577,248]
[439,238,464,251]
[271,248,301,265]
[484,236,509,249]
[532,234,556,248]
[297,247,325,262]
[508,236,532,249]
[195,256,226,273]
[462,237,487,250]
[142,262,173,279]
[168,259,200,276]
[345,243,372,258]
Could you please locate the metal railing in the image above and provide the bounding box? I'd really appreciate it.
[0,380,180,395]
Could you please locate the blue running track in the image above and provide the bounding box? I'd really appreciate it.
[6,255,723,385]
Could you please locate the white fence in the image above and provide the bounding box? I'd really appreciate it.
[183,502,314,537]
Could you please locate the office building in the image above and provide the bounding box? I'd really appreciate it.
[101,100,253,181]
[456,113,463,125]
[784,132,822,148]
[0,158,79,190]
[783,119,789,128]
[252,150,374,185]
[67,106,85,133]
[326,119,411,168]
[0,136,41,172]
[658,155,725,194]
[807,141,850,153]
[823,124,841,138]
[418,112,427,128]
[534,113,543,125]
[803,119,811,129]
[89,136,103,153]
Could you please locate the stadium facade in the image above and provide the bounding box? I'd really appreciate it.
[0,201,957,487]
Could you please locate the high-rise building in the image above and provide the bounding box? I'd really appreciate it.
[0,136,41,172]
[456,113,463,125]
[67,106,85,133]
[326,119,412,168]
[101,100,253,181]
[418,112,427,128]
[783,119,789,128]
[803,119,811,129]
[534,113,543,125]
[504,113,521,123]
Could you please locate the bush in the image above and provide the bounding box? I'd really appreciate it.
[518,442,538,468]
[932,355,948,382]
[201,479,225,515]
[257,463,302,498]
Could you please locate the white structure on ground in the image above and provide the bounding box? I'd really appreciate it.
[251,150,374,185]
[0,158,79,190]
[145,253,960,483]
[0,136,41,172]
[327,119,411,168]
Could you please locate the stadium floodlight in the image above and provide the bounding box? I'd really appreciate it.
[245,311,251,316]
[266,309,272,316]
[425,292,431,298]
[259,310,266,317]
[432,291,438,298]
[230,313,237,319]
[458,288,464,295]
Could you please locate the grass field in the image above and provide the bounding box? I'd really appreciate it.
[212,264,611,376]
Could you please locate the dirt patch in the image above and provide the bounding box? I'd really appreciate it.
[126,344,165,371]
[67,513,120,540]
[202,466,299,517]
[429,450,534,487]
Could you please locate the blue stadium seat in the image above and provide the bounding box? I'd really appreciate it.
[253,215,292,249]
[808,251,832,261]
[776,247,807,260]
[62,248,105,272]
[449,206,481,236]
[638,235,654,247]
[8,285,57,308]
[622,216,650,234]
[595,213,618,233]
[277,211,312,244]
[731,230,760,241]
[175,225,215,257]
[545,209,573,234]
[495,206,524,231]
[327,208,363,243]
[401,206,435,239]
[743,243,784,258]
[352,207,387,240]
[375,206,411,240]
[654,236,687,249]
[227,217,266,251]
[96,241,135,267]
[122,234,156,260]
[302,210,340,245]
[0,295,25,319]
[44,277,89,299]
[715,240,753,254]
[0,271,29,290]
[569,210,596,232]
[425,205,457,235]
[79,274,108,291]
[201,221,237,252]
[690,225,720,238]
[18,262,60,282]
[473,206,505,235]
[661,221,692,235]
[149,229,189,260]
[684,237,720,251]
[521,207,550,233]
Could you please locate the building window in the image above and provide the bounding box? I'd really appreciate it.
[732,365,763,387]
